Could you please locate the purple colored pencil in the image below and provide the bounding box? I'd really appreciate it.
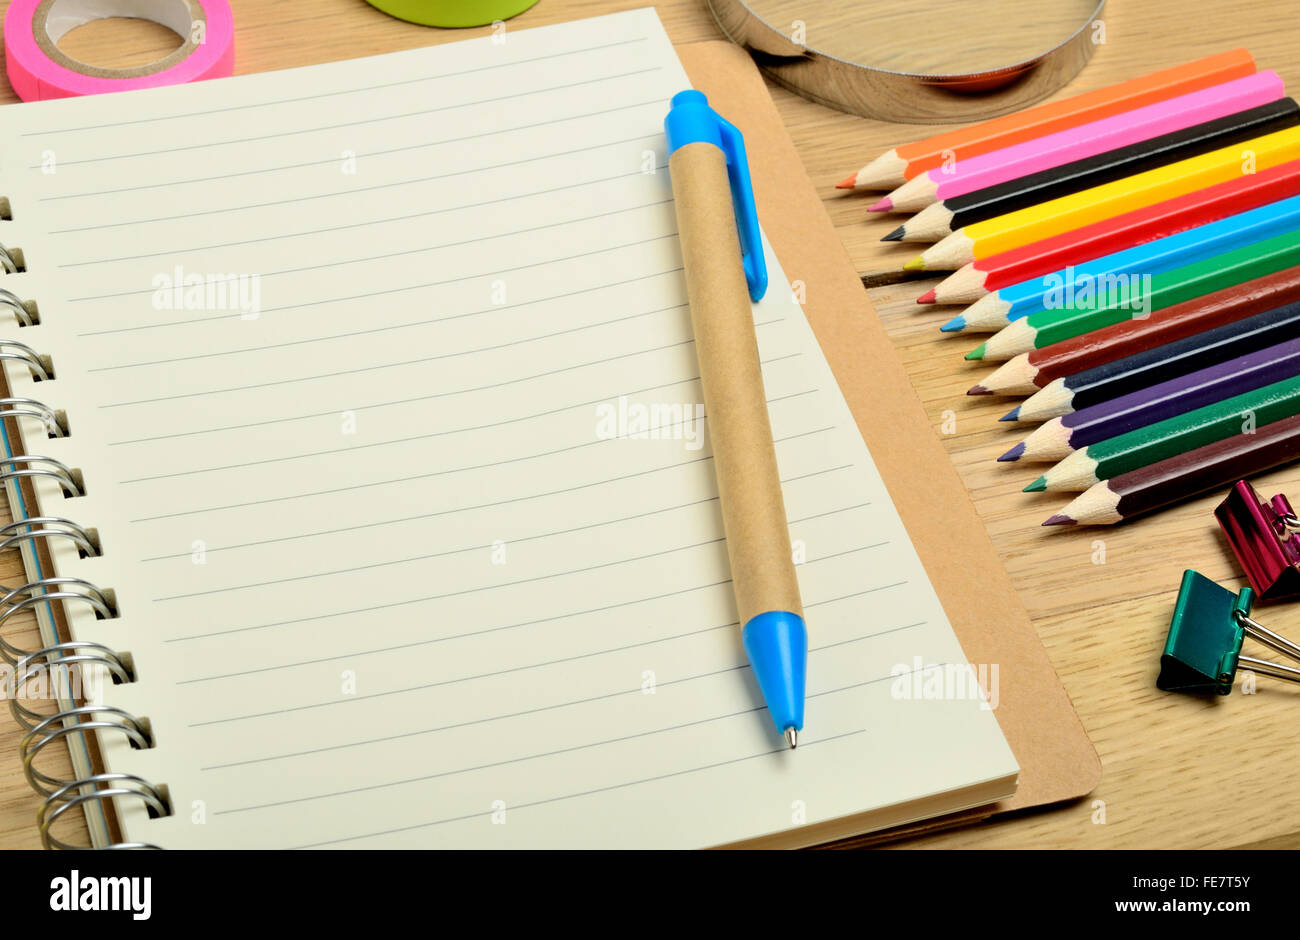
[1001,336,1300,463]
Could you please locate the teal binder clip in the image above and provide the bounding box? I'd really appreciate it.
[1158,569,1300,695]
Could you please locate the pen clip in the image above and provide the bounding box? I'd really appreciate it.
[664,90,768,301]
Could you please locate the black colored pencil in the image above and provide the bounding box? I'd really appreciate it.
[1012,299,1300,423]
[891,98,1300,242]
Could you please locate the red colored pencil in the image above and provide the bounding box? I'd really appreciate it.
[931,158,1300,304]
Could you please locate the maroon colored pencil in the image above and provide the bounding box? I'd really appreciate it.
[1044,413,1300,524]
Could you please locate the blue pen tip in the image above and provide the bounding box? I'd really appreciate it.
[742,611,807,738]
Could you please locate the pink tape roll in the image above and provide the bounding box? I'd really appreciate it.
[4,0,234,101]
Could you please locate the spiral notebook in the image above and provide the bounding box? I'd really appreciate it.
[0,8,1020,848]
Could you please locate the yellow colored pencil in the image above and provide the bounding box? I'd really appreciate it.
[915,125,1300,271]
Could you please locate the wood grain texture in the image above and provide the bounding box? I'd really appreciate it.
[0,0,1297,849]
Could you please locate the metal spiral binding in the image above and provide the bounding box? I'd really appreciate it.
[0,457,83,496]
[0,242,21,274]
[9,640,132,730]
[0,289,36,327]
[0,290,173,846]
[39,774,165,851]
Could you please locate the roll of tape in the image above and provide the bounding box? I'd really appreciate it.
[4,0,234,101]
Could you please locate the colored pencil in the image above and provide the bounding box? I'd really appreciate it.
[968,228,1300,361]
[930,159,1300,305]
[881,72,1285,213]
[913,124,1300,271]
[888,98,1300,244]
[990,288,1300,410]
[948,193,1300,332]
[837,49,1256,190]
[1003,338,1300,462]
[1044,413,1300,525]
[1024,377,1300,492]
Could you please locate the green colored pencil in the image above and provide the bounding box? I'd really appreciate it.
[967,227,1300,361]
[1024,375,1300,491]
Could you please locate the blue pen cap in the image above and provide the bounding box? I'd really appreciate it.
[742,610,807,734]
[664,90,768,301]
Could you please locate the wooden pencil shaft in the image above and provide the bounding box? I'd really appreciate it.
[943,99,1300,231]
[1064,299,1300,412]
[669,143,802,625]
[1085,377,1300,480]
[975,158,1300,293]
[893,49,1256,178]
[1111,413,1300,520]
[966,124,1300,259]
[1021,228,1300,350]
[1033,269,1300,397]
[1062,340,1300,450]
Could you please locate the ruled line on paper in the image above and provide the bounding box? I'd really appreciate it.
[172,574,883,696]
[115,364,811,486]
[53,163,665,237]
[44,129,660,203]
[106,332,774,447]
[189,590,899,728]
[286,729,869,850]
[212,668,915,809]
[129,423,830,526]
[142,463,860,565]
[152,494,857,603]
[94,301,691,390]
[107,347,805,449]
[163,536,882,646]
[61,192,675,268]
[75,231,679,332]
[190,605,915,780]
[21,36,651,137]
[177,559,879,687]
[39,69,665,170]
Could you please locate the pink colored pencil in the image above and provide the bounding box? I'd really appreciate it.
[876,71,1285,213]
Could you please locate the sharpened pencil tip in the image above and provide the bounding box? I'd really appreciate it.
[1042,514,1077,527]
[1023,476,1047,493]
[967,384,990,396]
[835,173,858,190]
[882,226,905,242]
[998,442,1025,463]
[916,289,936,305]
[785,727,798,749]
[902,255,925,271]
[965,343,987,361]
[868,197,893,213]
[941,315,965,332]
[999,405,1022,422]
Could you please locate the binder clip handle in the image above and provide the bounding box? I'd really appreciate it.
[1215,480,1300,602]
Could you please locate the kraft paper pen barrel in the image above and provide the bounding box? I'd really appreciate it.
[664,90,806,748]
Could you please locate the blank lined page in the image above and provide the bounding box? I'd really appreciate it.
[0,8,1016,848]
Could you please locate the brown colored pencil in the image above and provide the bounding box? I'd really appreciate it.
[968,266,1300,399]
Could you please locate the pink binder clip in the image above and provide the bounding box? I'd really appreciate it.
[1215,480,1300,602]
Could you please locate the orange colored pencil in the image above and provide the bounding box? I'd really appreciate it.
[838,49,1256,190]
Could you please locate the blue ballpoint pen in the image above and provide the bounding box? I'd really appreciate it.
[664,90,807,748]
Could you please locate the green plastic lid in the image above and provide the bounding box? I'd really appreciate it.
[365,0,540,28]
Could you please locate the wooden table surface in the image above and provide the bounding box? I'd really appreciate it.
[1,0,1298,850]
